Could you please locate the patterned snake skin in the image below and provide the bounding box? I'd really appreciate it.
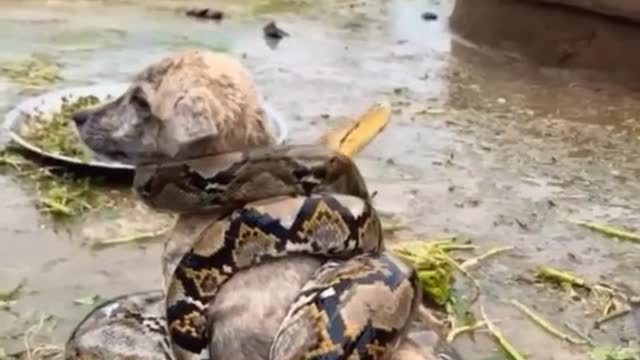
[66,145,422,360]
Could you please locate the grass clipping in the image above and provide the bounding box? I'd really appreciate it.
[0,149,112,219]
[0,54,61,90]
[576,221,640,244]
[590,346,640,360]
[390,240,455,305]
[534,266,636,327]
[0,95,112,219]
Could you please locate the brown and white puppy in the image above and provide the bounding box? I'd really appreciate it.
[73,49,274,164]
[72,49,460,360]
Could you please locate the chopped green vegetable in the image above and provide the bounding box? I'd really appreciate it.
[577,221,640,244]
[481,306,527,360]
[390,241,455,305]
[589,346,640,360]
[0,54,61,89]
[511,300,587,345]
[534,266,589,289]
[0,279,25,302]
[21,95,101,161]
[0,148,116,220]
[0,93,121,220]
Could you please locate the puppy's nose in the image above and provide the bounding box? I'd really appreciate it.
[72,110,89,127]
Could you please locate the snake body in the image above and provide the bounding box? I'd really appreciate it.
[66,291,173,360]
[132,145,419,359]
[66,145,421,360]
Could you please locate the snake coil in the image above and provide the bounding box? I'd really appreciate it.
[67,145,421,360]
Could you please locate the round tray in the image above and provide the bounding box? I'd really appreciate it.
[3,83,289,171]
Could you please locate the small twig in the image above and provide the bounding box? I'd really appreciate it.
[39,198,73,217]
[603,299,616,316]
[595,307,631,327]
[593,283,624,300]
[0,153,29,170]
[461,246,514,269]
[563,322,594,346]
[389,239,458,250]
[24,313,47,360]
[480,305,526,360]
[446,321,488,343]
[91,222,176,249]
[381,222,406,234]
[443,253,480,304]
[576,221,640,243]
[511,300,587,345]
[32,344,64,360]
[0,278,26,302]
[534,267,589,289]
[440,244,477,252]
[417,305,446,329]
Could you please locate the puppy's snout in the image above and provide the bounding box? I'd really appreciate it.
[72,110,89,127]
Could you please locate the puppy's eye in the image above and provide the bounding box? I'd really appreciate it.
[132,93,150,112]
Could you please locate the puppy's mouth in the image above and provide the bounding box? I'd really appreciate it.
[87,148,132,165]
[74,129,139,165]
[99,149,165,167]
[75,129,165,166]
[104,150,129,161]
[73,130,126,163]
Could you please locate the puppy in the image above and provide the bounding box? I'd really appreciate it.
[73,49,274,164]
[72,49,460,360]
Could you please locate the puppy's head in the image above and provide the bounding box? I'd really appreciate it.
[74,59,274,165]
[73,83,161,164]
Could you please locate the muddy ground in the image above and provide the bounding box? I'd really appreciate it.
[0,1,638,359]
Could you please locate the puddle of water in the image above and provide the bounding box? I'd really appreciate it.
[0,0,638,358]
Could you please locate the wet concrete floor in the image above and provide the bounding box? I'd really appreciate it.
[0,1,638,359]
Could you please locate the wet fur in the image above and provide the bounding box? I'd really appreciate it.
[72,49,458,360]
[74,50,274,164]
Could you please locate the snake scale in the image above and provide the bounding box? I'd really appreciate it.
[67,145,421,360]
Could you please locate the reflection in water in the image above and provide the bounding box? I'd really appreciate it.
[438,0,640,133]
[446,38,640,131]
[0,0,638,133]
[386,0,452,52]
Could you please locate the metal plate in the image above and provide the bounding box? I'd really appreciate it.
[2,83,289,171]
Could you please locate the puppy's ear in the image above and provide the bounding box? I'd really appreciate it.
[159,89,219,158]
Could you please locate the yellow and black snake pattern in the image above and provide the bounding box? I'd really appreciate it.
[131,145,419,360]
[66,145,422,360]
